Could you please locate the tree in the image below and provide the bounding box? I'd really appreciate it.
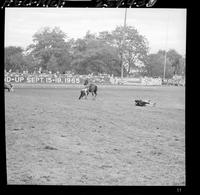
[98,26,149,76]
[5,46,26,72]
[178,57,185,76]
[144,50,174,78]
[167,49,185,75]
[23,54,38,73]
[27,26,72,72]
[71,32,121,76]
[47,55,58,73]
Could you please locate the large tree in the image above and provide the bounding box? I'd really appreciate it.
[98,26,149,76]
[26,26,72,73]
[71,32,121,76]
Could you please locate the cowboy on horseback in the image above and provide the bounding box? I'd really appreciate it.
[79,78,98,100]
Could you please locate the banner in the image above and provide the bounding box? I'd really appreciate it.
[4,75,82,84]
[4,75,112,84]
[5,75,162,86]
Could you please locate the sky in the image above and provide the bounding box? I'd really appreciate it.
[5,8,187,56]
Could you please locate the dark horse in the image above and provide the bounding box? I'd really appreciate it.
[79,80,98,100]
[4,83,14,92]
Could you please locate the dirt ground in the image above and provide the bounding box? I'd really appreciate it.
[5,85,185,185]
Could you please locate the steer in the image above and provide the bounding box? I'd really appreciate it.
[135,99,156,107]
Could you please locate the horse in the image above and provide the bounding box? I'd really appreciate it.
[79,80,98,100]
[4,83,14,92]
[87,83,98,98]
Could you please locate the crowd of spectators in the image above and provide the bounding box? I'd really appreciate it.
[5,69,185,86]
[162,75,185,86]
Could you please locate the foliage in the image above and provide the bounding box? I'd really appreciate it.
[26,26,72,73]
[71,32,121,76]
[167,49,185,75]
[98,26,149,75]
[143,50,185,78]
[5,26,185,78]
[5,46,26,72]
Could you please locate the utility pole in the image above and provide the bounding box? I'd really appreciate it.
[163,50,167,81]
[121,8,127,81]
[163,13,169,81]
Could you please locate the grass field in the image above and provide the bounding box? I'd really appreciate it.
[5,85,185,185]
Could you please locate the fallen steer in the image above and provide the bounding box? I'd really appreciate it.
[4,83,14,92]
[135,99,156,107]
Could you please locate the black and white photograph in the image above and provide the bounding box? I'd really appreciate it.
[4,6,186,187]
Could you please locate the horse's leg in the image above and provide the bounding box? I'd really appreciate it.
[92,92,96,100]
[87,91,89,97]
[92,91,96,100]
[93,92,97,100]
[94,87,97,99]
[79,91,84,100]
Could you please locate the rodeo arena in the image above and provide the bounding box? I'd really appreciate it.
[4,8,186,188]
[4,69,185,186]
